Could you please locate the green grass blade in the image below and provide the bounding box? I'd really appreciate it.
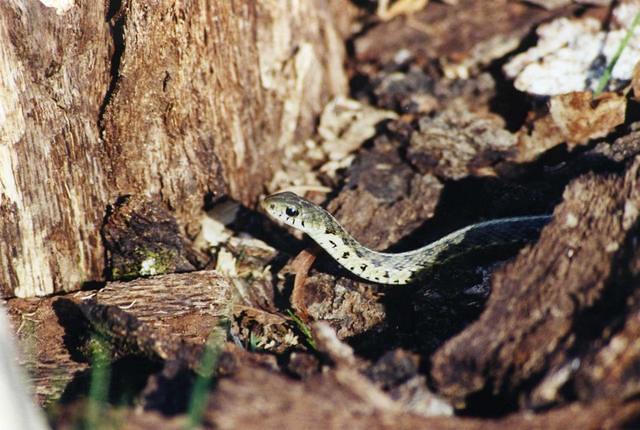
[185,324,226,430]
[286,309,316,350]
[84,336,112,430]
[594,11,640,96]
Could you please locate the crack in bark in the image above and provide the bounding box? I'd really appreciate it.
[98,0,126,135]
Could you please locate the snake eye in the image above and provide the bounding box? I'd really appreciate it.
[285,206,299,217]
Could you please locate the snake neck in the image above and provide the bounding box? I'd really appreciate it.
[307,215,427,285]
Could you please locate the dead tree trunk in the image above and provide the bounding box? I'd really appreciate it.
[0,0,351,297]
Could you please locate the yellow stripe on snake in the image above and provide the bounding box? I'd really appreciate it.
[262,192,551,285]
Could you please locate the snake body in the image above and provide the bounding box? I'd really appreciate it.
[262,192,551,285]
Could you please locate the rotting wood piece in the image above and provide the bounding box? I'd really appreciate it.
[6,271,231,405]
[352,0,571,66]
[6,298,90,406]
[205,363,640,430]
[572,278,640,402]
[76,299,206,370]
[0,2,111,298]
[327,133,443,251]
[102,195,197,280]
[431,156,640,408]
[0,0,347,298]
[291,273,386,339]
[407,108,517,180]
[78,271,232,347]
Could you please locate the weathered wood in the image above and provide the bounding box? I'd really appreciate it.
[205,364,640,430]
[0,2,111,298]
[7,271,231,405]
[353,0,572,65]
[7,296,90,405]
[0,0,348,297]
[431,156,640,407]
[79,271,231,344]
[102,195,197,280]
[572,260,640,403]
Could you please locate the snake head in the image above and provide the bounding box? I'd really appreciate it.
[261,191,326,235]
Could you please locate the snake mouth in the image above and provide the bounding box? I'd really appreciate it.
[260,197,288,225]
[259,198,270,212]
[259,196,278,213]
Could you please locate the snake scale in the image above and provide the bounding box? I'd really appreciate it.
[262,191,551,285]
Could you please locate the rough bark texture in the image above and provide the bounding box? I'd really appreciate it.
[7,271,231,405]
[0,2,111,298]
[353,0,572,65]
[102,195,197,280]
[205,365,640,430]
[0,0,348,298]
[431,156,640,407]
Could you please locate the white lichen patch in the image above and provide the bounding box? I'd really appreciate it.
[623,200,639,230]
[139,257,159,276]
[504,3,640,96]
[39,0,74,15]
[565,212,579,228]
[606,242,620,252]
[215,249,238,278]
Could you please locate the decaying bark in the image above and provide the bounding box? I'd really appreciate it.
[204,363,640,430]
[7,271,231,405]
[102,195,197,280]
[353,0,571,66]
[431,156,640,407]
[0,0,349,297]
[8,2,640,428]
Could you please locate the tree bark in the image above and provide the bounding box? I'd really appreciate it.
[0,0,350,297]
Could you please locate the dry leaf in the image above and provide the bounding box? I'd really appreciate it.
[377,0,429,21]
[550,91,627,148]
[515,91,627,162]
[319,96,398,161]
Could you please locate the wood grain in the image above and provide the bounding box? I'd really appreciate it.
[0,0,349,297]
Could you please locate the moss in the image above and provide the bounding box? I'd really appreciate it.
[110,248,178,280]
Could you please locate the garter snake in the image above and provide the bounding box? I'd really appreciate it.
[262,191,551,285]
